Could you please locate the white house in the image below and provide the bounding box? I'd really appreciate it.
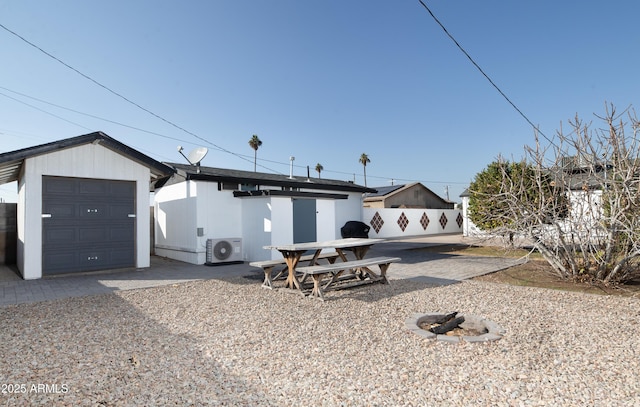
[0,133,173,279]
[460,164,606,240]
[153,163,375,264]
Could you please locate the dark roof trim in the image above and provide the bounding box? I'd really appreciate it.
[0,132,174,185]
[233,190,348,199]
[164,162,375,193]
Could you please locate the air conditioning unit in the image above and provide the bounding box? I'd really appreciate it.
[206,238,243,265]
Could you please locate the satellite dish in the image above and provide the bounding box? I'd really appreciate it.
[187,147,208,165]
[177,146,208,165]
[177,146,208,173]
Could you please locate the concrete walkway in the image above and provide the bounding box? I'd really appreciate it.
[0,234,522,307]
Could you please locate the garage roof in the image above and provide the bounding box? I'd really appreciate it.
[0,132,174,185]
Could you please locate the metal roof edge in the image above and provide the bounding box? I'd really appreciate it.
[162,163,375,193]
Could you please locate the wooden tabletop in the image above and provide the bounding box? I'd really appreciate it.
[264,238,383,252]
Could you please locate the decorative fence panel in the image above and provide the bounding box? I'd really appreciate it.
[363,208,463,238]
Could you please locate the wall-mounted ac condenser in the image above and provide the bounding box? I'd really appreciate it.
[205,238,243,265]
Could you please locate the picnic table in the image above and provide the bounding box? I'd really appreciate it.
[263,238,381,289]
[261,238,400,300]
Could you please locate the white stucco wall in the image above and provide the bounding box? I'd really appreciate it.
[155,181,368,263]
[196,182,243,242]
[268,197,294,249]
[241,197,273,262]
[363,207,463,238]
[334,193,365,235]
[155,181,244,264]
[18,143,152,279]
[461,195,481,237]
[154,181,199,263]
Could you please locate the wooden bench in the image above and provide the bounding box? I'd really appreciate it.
[296,256,401,301]
[249,251,340,289]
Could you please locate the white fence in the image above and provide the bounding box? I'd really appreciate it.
[362,208,463,238]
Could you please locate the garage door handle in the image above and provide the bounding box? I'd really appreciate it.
[128,214,136,218]
[42,214,52,218]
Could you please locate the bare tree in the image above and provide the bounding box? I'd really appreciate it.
[470,104,640,284]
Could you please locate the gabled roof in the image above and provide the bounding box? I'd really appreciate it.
[365,182,435,200]
[364,184,405,198]
[0,132,174,185]
[159,162,376,194]
[364,182,453,206]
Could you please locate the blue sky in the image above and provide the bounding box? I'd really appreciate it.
[1,0,639,203]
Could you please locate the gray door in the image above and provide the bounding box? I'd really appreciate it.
[42,176,136,275]
[293,198,317,244]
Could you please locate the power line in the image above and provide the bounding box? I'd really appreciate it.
[0,86,201,146]
[0,22,285,174]
[0,23,470,190]
[417,0,555,146]
[0,85,307,173]
[0,84,470,188]
[0,91,93,132]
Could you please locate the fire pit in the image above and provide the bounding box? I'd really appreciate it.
[405,312,505,343]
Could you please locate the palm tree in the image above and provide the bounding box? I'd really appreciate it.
[359,153,370,187]
[315,163,324,178]
[248,134,262,171]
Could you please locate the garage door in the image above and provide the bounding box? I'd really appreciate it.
[42,176,136,275]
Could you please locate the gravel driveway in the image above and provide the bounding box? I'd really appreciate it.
[1,273,639,406]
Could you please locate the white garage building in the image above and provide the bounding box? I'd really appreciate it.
[0,132,173,279]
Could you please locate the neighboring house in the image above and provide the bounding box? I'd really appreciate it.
[0,132,173,279]
[364,182,454,209]
[153,163,375,264]
[461,160,607,238]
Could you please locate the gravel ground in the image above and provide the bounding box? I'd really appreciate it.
[1,275,639,406]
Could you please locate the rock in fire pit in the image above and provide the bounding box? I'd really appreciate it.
[405,312,505,343]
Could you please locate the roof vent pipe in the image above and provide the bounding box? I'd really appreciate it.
[289,156,295,178]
